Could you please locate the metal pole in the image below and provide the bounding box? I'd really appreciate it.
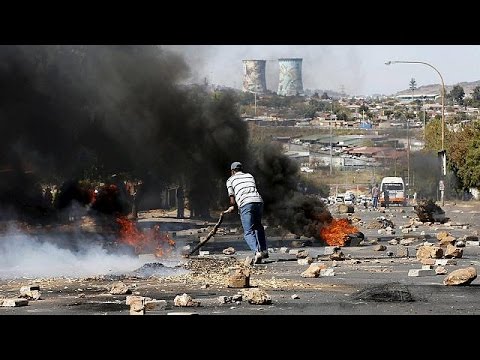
[330,103,333,175]
[407,119,410,188]
[423,97,426,141]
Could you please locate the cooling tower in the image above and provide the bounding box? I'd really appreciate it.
[277,58,304,96]
[242,60,267,94]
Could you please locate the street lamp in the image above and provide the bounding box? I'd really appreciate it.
[385,60,446,205]
[385,60,445,151]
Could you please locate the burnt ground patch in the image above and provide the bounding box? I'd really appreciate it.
[353,283,415,302]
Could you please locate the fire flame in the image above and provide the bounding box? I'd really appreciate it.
[320,218,358,246]
[116,216,175,257]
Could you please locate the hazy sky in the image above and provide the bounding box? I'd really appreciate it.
[164,45,480,96]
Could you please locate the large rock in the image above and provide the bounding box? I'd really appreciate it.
[174,293,201,307]
[444,244,463,258]
[443,267,477,286]
[228,268,250,288]
[241,288,272,305]
[109,281,132,295]
[301,263,327,278]
[19,285,41,300]
[436,231,451,241]
[437,233,456,247]
[415,245,443,260]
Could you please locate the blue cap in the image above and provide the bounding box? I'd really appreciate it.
[230,161,242,170]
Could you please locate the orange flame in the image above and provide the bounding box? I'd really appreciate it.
[116,216,175,257]
[320,218,358,246]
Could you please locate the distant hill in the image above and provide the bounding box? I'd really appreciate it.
[396,80,480,97]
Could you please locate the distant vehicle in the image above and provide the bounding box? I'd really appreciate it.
[344,192,355,205]
[380,176,406,206]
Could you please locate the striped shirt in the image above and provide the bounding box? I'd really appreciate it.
[226,171,263,208]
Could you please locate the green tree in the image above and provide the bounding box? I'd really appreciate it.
[458,138,480,188]
[450,85,465,105]
[321,91,330,100]
[448,122,480,189]
[465,86,480,108]
[424,118,443,151]
[472,86,480,102]
[409,78,417,96]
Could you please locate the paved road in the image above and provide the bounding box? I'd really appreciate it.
[1,201,480,315]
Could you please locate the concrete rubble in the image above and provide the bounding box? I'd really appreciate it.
[19,285,41,300]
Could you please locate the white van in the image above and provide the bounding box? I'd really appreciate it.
[380,177,406,206]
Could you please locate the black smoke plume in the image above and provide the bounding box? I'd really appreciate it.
[248,143,332,239]
[0,45,247,217]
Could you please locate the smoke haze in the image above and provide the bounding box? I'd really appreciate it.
[0,230,144,279]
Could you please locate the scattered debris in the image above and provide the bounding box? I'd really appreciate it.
[367,217,394,229]
[297,257,313,265]
[296,250,309,259]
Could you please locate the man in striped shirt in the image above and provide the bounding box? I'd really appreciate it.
[225,161,268,264]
